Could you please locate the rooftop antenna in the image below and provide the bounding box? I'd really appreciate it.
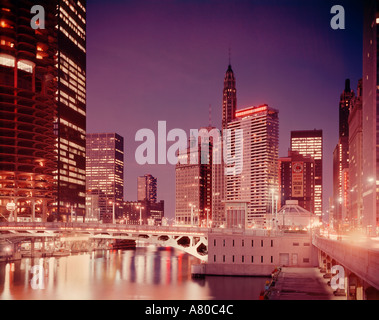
[228,46,231,66]
[208,104,212,127]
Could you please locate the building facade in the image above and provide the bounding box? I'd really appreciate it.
[86,133,124,223]
[279,151,315,214]
[290,130,323,217]
[137,174,157,203]
[333,80,355,227]
[362,0,379,233]
[55,0,87,221]
[0,0,58,221]
[175,128,213,226]
[349,80,363,228]
[226,105,279,226]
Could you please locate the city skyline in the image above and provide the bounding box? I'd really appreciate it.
[86,0,363,218]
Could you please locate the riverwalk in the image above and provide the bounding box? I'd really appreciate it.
[268,267,346,300]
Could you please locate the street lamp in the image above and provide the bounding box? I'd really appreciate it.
[136,205,144,225]
[189,203,196,227]
[109,201,117,224]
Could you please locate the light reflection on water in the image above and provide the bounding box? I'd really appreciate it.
[0,246,269,300]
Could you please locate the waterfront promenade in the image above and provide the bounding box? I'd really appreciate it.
[269,267,345,300]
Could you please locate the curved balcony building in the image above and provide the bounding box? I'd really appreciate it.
[0,0,58,221]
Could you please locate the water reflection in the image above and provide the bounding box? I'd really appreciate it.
[0,246,268,300]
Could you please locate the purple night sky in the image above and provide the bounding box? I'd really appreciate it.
[86,0,363,219]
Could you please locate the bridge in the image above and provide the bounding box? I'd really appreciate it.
[312,233,379,299]
[1,222,379,299]
[0,222,209,261]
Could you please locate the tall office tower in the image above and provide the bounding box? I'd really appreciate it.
[0,0,57,221]
[349,80,363,228]
[333,80,355,227]
[362,0,379,234]
[55,0,87,221]
[86,133,124,223]
[175,128,213,226]
[290,130,323,217]
[226,105,279,226]
[137,174,157,203]
[222,64,237,130]
[279,151,315,214]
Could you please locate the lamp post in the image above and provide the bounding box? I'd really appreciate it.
[136,205,144,225]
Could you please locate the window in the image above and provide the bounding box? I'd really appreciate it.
[251,240,254,247]
[251,256,254,263]
[223,239,225,247]
[233,240,235,247]
[223,255,225,262]
[293,242,299,246]
[242,255,245,263]
[232,255,235,263]
[242,239,244,247]
[271,240,273,247]
[214,239,216,246]
[303,242,310,246]
[303,258,310,263]
[271,256,273,263]
[261,240,263,247]
[214,255,216,262]
[261,256,263,263]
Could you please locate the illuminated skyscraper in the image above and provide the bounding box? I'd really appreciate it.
[55,0,87,221]
[279,151,315,214]
[175,128,214,226]
[291,130,323,217]
[226,105,279,226]
[137,174,157,203]
[348,80,363,227]
[222,64,237,130]
[86,133,124,223]
[362,0,379,233]
[333,80,355,226]
[0,0,57,221]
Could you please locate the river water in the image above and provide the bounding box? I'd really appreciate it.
[0,246,269,300]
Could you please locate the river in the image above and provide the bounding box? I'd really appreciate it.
[0,246,269,300]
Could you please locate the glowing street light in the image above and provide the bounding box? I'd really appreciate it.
[136,205,144,225]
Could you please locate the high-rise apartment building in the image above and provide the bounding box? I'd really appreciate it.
[279,151,315,214]
[290,130,323,217]
[0,0,87,222]
[86,133,124,223]
[226,105,279,226]
[362,0,379,233]
[175,128,213,226]
[0,0,58,221]
[348,80,363,227]
[333,80,355,227]
[137,174,157,203]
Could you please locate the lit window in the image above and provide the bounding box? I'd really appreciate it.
[0,54,14,67]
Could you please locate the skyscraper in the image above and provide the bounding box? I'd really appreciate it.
[175,128,213,226]
[137,174,157,203]
[279,150,315,214]
[333,80,355,226]
[0,0,57,221]
[226,105,279,226]
[291,130,323,217]
[86,133,124,222]
[348,80,363,227]
[222,64,237,130]
[55,0,87,221]
[362,0,379,233]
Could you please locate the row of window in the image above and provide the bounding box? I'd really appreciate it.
[213,239,274,247]
[214,255,273,264]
